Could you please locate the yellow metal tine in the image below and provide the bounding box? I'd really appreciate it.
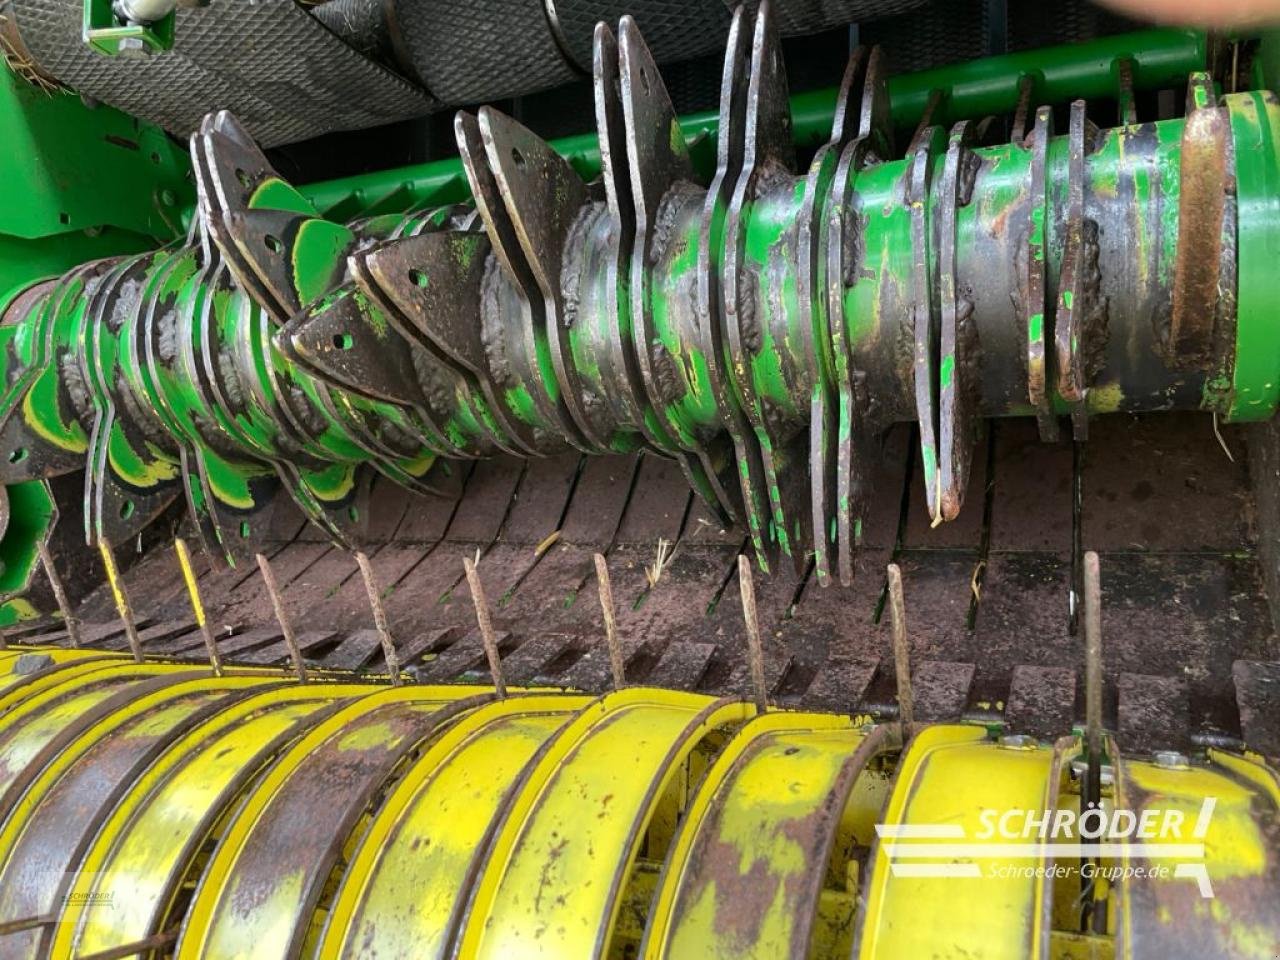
[174,537,222,676]
[463,555,506,698]
[737,553,767,712]
[37,540,81,648]
[887,562,914,731]
[593,553,625,689]
[355,551,401,686]
[98,539,144,663]
[256,553,307,683]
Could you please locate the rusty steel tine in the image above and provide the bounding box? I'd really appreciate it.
[256,553,307,683]
[0,623,7,651]
[887,563,914,731]
[594,553,625,690]
[463,556,506,698]
[1081,548,1106,933]
[1010,74,1034,144]
[737,554,768,713]
[937,119,981,522]
[37,540,81,648]
[0,915,49,937]
[174,537,222,676]
[1069,441,1084,637]
[907,127,944,525]
[1083,550,1104,763]
[355,551,401,686]
[98,539,143,663]
[1117,57,1137,126]
[907,88,942,155]
[76,928,178,960]
[1024,105,1059,443]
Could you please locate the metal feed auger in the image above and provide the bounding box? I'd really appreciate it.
[0,2,1274,589]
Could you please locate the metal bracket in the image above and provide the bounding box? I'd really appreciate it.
[83,0,175,57]
[1020,105,1060,443]
[612,17,741,526]
[1054,100,1106,442]
[937,119,985,522]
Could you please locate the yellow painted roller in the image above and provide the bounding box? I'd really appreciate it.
[0,647,125,698]
[175,684,497,959]
[0,673,278,960]
[0,646,123,695]
[459,688,754,959]
[52,681,379,958]
[0,652,1274,959]
[854,726,1063,958]
[317,693,596,960]
[1115,744,1280,959]
[0,662,205,813]
[644,711,897,960]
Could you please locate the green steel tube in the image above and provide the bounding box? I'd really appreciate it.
[883,27,1206,134]
[298,27,1206,220]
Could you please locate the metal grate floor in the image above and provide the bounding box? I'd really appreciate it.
[23,412,1278,755]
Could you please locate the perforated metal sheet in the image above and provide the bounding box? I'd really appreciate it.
[391,0,577,105]
[9,0,434,147]
[547,0,732,73]
[766,0,928,35]
[547,0,928,75]
[312,0,397,67]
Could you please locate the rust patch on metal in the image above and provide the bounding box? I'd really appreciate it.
[672,724,895,958]
[1169,104,1230,365]
[1119,761,1280,957]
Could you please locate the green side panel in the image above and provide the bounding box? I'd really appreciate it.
[0,65,191,242]
[0,481,56,624]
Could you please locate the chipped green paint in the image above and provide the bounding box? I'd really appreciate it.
[0,481,55,622]
[743,180,808,418]
[105,421,179,489]
[1028,312,1044,344]
[353,288,390,339]
[649,209,719,443]
[919,443,938,499]
[503,383,541,428]
[291,219,356,306]
[21,371,86,454]
[669,116,686,157]
[248,178,316,217]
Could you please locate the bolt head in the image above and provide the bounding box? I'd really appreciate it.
[1153,750,1191,769]
[999,734,1036,750]
[117,36,150,58]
